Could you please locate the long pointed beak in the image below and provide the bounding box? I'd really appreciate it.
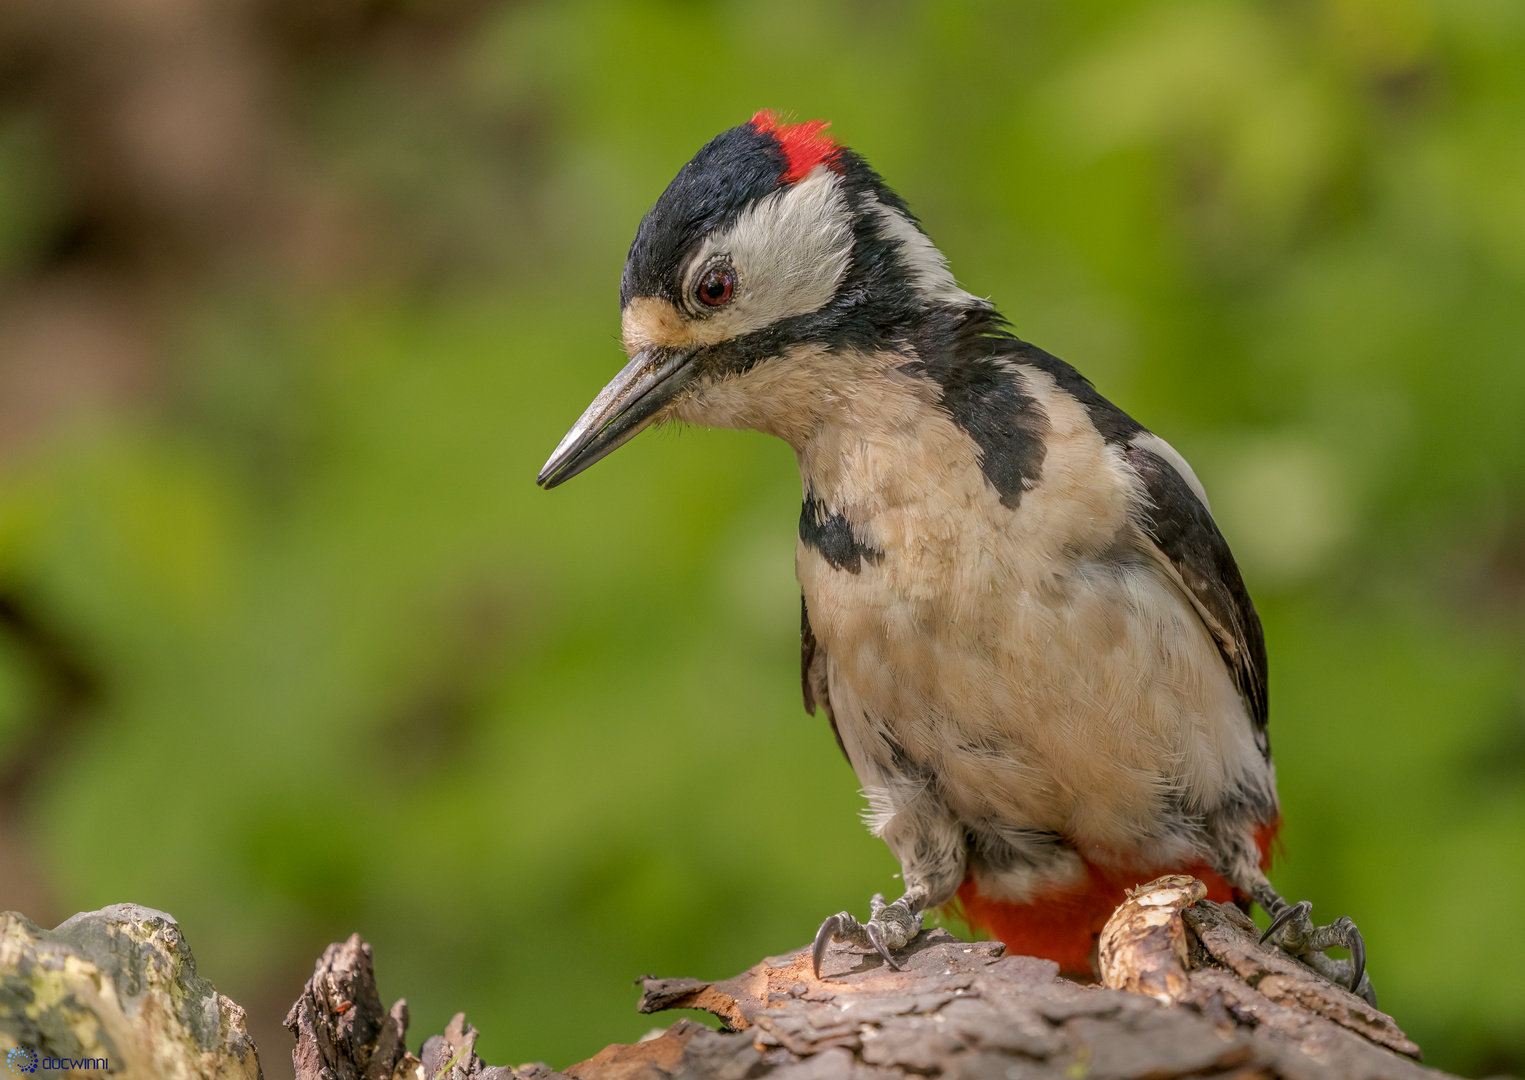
[537,347,698,489]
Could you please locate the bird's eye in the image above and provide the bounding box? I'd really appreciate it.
[696,263,736,308]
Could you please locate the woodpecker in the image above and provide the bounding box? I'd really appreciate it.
[538,111,1372,1001]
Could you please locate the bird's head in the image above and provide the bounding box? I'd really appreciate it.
[537,111,981,489]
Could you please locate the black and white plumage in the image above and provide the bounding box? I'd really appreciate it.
[539,112,1368,999]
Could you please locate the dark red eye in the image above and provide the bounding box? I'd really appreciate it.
[696,264,735,308]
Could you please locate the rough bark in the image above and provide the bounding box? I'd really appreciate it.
[283,934,525,1080]
[1,879,1452,1080]
[284,876,1440,1080]
[0,904,262,1080]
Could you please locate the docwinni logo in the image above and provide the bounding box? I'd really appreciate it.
[4,1049,108,1074]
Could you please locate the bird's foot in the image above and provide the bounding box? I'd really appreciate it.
[1260,899,1376,1005]
[811,892,922,978]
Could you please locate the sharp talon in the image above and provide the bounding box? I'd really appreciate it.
[864,920,900,971]
[1259,900,1311,945]
[1348,924,1366,994]
[812,914,842,979]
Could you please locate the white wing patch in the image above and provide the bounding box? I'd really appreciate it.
[866,196,976,305]
[684,165,854,337]
[1130,431,1211,512]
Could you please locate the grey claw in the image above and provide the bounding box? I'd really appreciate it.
[1348,923,1366,995]
[812,914,844,978]
[1258,901,1373,1003]
[1260,900,1311,945]
[864,919,900,971]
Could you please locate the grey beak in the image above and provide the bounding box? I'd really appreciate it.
[537,347,698,489]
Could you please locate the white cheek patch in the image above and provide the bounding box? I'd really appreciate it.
[866,197,975,305]
[1131,431,1211,512]
[686,165,854,336]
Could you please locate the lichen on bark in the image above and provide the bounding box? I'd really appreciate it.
[0,903,261,1080]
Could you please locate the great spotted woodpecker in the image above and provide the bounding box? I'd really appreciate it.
[538,112,1372,1001]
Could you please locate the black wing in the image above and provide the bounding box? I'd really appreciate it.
[1124,443,1270,756]
[801,596,850,763]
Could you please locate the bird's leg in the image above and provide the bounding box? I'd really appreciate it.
[812,882,929,975]
[812,785,966,977]
[1235,865,1377,1006]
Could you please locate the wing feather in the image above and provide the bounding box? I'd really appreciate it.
[1123,440,1270,755]
[801,595,850,762]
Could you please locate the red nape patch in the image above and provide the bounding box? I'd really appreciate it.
[749,109,840,184]
[952,822,1281,982]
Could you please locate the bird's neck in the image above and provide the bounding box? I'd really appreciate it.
[671,344,911,452]
[671,341,963,517]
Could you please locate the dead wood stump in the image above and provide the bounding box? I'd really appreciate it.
[285,876,1443,1080]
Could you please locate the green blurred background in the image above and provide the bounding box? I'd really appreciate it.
[0,0,1521,1075]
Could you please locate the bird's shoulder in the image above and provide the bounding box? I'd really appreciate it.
[912,323,1271,747]
[1011,338,1270,745]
